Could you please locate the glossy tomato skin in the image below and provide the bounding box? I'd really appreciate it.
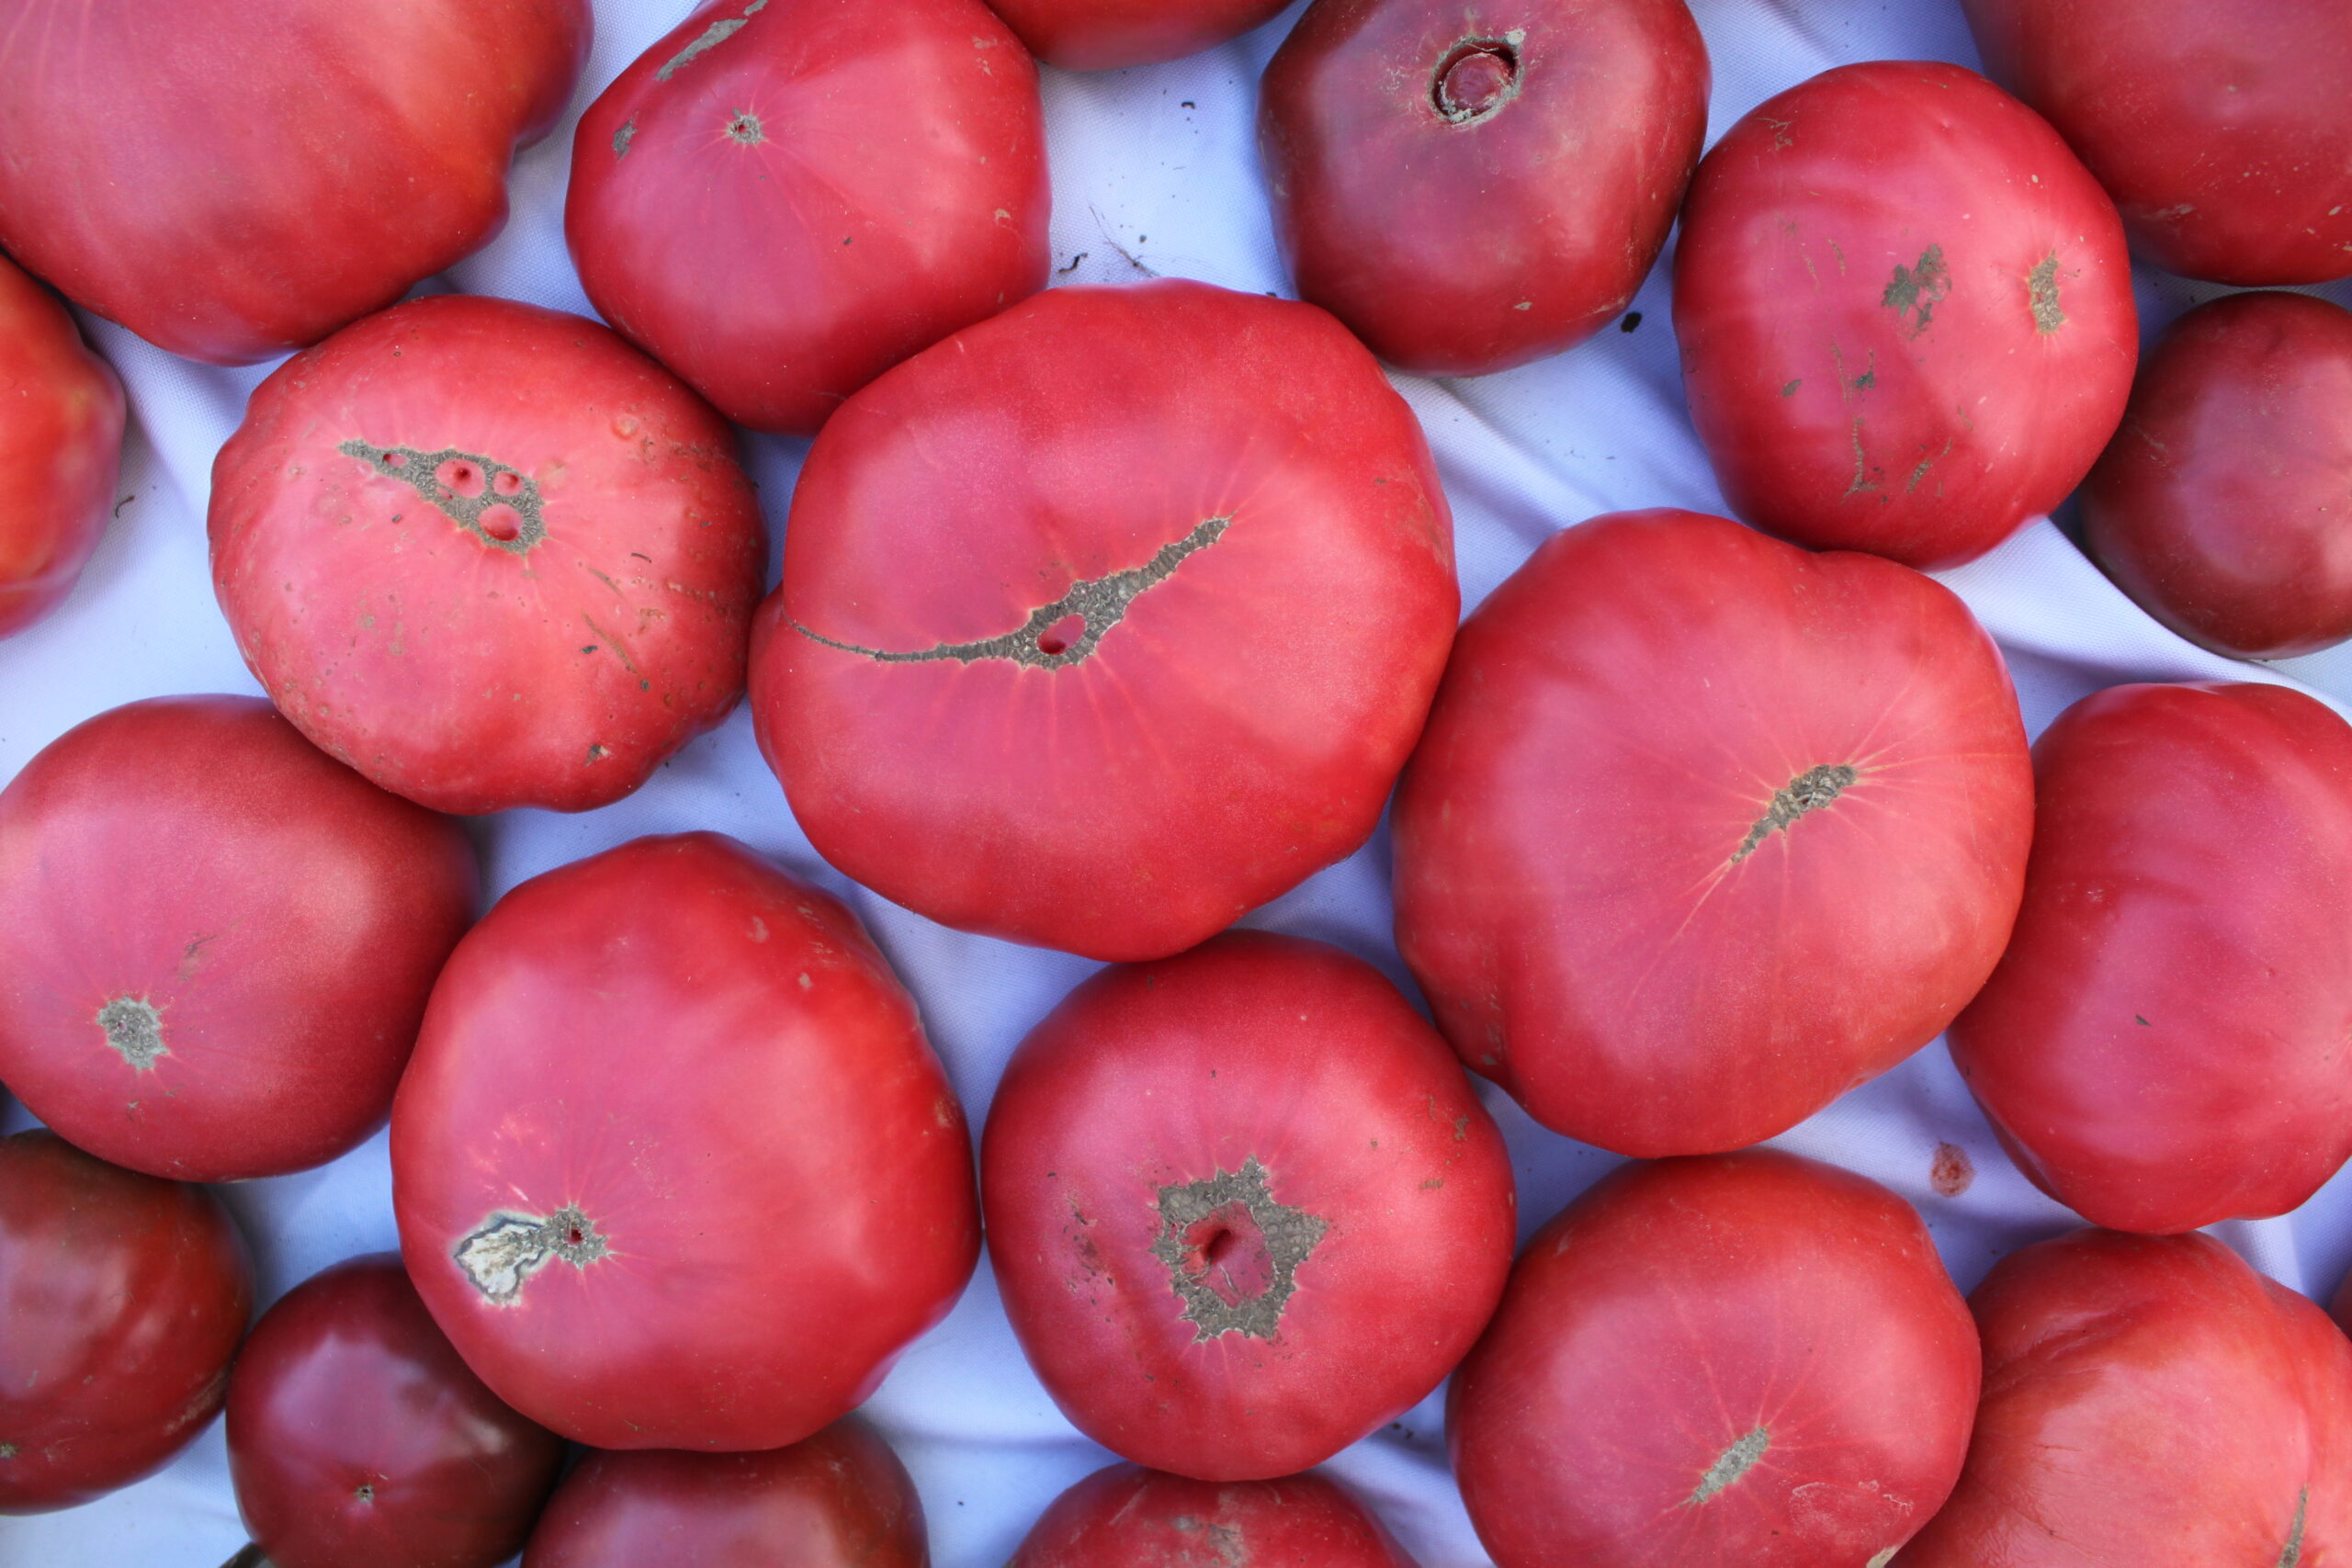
[0,695,477,1181]
[1449,1152,1978,1568]
[1674,61,2136,569]
[984,0,1290,69]
[1008,1463,1420,1567]
[1261,0,1709,378]
[1963,0,2352,286]
[0,1,589,365]
[1948,682,2352,1235]
[0,254,122,637]
[982,931,1513,1480]
[2079,292,2352,659]
[752,280,1456,962]
[228,1255,562,1568]
[1903,1228,2351,1567]
[0,1130,254,1514]
[1393,510,2033,1156]
[567,0,1049,437]
[392,833,979,1451]
[210,295,765,816]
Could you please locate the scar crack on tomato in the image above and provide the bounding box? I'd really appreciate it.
[1882,245,1950,335]
[95,997,167,1071]
[2029,254,2066,335]
[656,0,768,81]
[612,118,638,157]
[1731,764,1857,863]
[1686,1425,1770,1504]
[340,441,546,555]
[454,1206,609,1303]
[2281,1487,2309,1568]
[1432,32,1526,125]
[1150,1156,1327,1343]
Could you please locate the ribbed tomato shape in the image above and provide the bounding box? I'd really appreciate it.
[1008,1464,1421,1567]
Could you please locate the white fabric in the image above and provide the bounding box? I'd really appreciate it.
[6,1,2352,1563]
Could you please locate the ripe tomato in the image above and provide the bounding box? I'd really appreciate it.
[1674,61,2136,568]
[210,295,765,816]
[392,833,979,1451]
[984,0,1290,69]
[1393,510,2033,1157]
[1008,1463,1421,1567]
[0,695,476,1181]
[0,254,121,638]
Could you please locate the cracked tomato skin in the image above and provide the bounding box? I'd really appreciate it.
[1902,1228,2352,1568]
[1947,682,2352,1235]
[391,832,980,1452]
[209,294,765,816]
[0,695,477,1182]
[981,931,1514,1481]
[0,0,588,366]
[984,0,1290,69]
[0,253,123,638]
[0,1130,254,1515]
[567,0,1049,437]
[1449,1152,1978,1568]
[1673,60,2136,569]
[751,279,1456,962]
[1392,509,2033,1157]
[1007,1463,1422,1567]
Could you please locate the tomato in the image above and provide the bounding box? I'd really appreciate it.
[566,0,1049,437]
[982,931,1513,1481]
[1673,61,2136,569]
[1008,1463,1420,1567]
[0,254,122,638]
[0,1130,253,1514]
[0,696,476,1181]
[2078,292,2352,659]
[210,294,765,816]
[983,0,1290,69]
[1948,682,2352,1235]
[1962,0,2352,286]
[392,832,979,1451]
[1392,509,2032,1156]
[0,1,588,366]
[1902,1228,2350,1566]
[227,1254,561,1568]
[750,280,1456,962]
[1260,0,1708,378]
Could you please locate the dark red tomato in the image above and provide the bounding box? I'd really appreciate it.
[1393,510,2033,1157]
[2079,292,2352,659]
[210,295,765,816]
[1948,682,2352,1235]
[228,1255,561,1568]
[0,254,121,637]
[751,280,1456,962]
[0,1130,253,1514]
[1674,61,2136,569]
[1260,0,1708,378]
[1008,1463,1419,1567]
[982,931,1513,1481]
[0,696,476,1181]
[392,833,979,1451]
[985,0,1289,69]
[1963,0,2352,286]
[0,1,588,366]
[567,0,1049,437]
[1903,1229,2350,1566]
[1449,1152,1978,1568]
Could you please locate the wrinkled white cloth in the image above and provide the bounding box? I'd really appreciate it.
[6,2,2352,1564]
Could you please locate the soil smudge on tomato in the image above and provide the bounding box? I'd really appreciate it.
[1882,245,1950,335]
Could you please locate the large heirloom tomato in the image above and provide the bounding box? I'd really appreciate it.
[210,295,765,816]
[1902,1229,2350,1567]
[1449,1152,1979,1568]
[0,254,122,638]
[392,833,979,1451]
[0,0,589,365]
[0,696,476,1181]
[751,281,1456,962]
[981,931,1513,1480]
[1674,61,2136,569]
[1393,510,2033,1156]
[985,0,1290,69]
[568,0,1049,436]
[1261,0,1709,378]
[1949,682,2352,1235]
[1008,1464,1421,1567]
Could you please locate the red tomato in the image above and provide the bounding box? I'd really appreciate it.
[1393,510,2033,1156]
[981,931,1513,1480]
[227,1255,562,1568]
[984,0,1290,69]
[2079,292,2352,659]
[1963,0,2352,286]
[1008,1463,1421,1567]
[1948,682,2352,1234]
[567,0,1049,437]
[0,1130,254,1514]
[751,280,1456,962]
[0,1,588,366]
[1673,61,2137,569]
[392,833,979,1451]
[1449,1152,1979,1568]
[1260,0,1709,377]
[0,254,121,638]
[209,295,766,816]
[1902,1228,2350,1566]
[0,696,476,1181]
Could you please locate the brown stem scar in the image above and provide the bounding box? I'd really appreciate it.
[455,1207,608,1303]
[1732,764,1858,863]
[657,0,767,80]
[96,997,166,1071]
[1687,1426,1770,1504]
[341,441,547,555]
[2029,254,2066,334]
[1149,1156,1327,1343]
